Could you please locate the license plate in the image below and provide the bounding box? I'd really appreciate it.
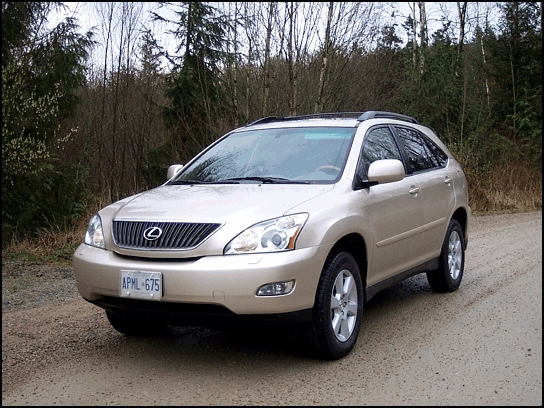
[120,270,162,300]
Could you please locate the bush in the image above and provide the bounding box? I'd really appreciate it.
[2,160,91,247]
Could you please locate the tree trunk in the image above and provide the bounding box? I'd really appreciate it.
[479,30,491,113]
[457,2,467,55]
[418,2,426,75]
[410,2,418,72]
[228,2,239,126]
[243,2,257,123]
[315,1,333,114]
[262,2,275,117]
[287,2,295,116]
[98,3,114,200]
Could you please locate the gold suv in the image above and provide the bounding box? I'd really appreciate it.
[73,111,471,360]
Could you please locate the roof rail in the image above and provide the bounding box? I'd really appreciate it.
[246,116,284,126]
[246,112,364,127]
[246,111,420,127]
[357,111,420,124]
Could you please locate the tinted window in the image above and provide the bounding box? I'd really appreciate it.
[395,127,436,172]
[426,137,448,167]
[358,127,403,180]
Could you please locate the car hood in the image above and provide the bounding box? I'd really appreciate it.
[109,184,334,222]
[100,183,334,257]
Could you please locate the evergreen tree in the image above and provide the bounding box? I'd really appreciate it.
[2,2,94,242]
[487,2,542,167]
[152,2,233,163]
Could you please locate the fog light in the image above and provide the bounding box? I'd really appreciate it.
[256,280,295,296]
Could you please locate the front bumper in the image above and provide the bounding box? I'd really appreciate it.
[73,244,331,316]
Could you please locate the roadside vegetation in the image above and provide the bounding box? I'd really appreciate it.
[2,2,541,265]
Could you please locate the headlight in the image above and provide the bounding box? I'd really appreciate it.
[84,214,105,248]
[224,213,309,254]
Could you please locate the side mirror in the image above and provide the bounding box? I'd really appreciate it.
[367,159,405,184]
[167,164,184,180]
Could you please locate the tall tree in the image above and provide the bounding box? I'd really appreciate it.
[418,1,427,74]
[315,2,333,114]
[2,2,93,241]
[262,2,276,117]
[487,2,542,167]
[153,2,233,162]
[457,2,468,55]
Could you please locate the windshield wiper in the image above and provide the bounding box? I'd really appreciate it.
[222,176,309,184]
[169,180,203,185]
[169,179,240,185]
[170,177,309,185]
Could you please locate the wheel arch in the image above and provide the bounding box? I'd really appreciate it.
[451,207,469,248]
[328,233,368,296]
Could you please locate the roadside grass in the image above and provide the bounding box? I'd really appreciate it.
[468,164,542,215]
[2,216,88,267]
[2,239,80,267]
[2,163,541,265]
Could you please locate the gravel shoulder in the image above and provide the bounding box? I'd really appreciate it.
[2,263,78,313]
[2,211,542,405]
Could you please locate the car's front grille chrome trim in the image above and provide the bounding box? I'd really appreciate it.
[112,221,222,250]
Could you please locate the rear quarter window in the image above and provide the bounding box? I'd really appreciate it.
[394,126,448,173]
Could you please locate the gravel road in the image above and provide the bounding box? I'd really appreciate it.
[2,211,542,406]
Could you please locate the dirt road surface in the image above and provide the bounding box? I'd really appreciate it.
[2,211,542,405]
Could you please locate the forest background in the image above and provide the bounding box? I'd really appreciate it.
[2,2,542,262]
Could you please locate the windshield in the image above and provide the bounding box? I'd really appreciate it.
[171,127,356,184]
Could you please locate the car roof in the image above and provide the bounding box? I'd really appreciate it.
[234,111,421,132]
[249,111,419,125]
[236,117,361,131]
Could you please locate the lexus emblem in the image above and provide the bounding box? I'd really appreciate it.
[143,227,162,241]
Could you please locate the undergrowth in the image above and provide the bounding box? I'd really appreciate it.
[467,163,542,215]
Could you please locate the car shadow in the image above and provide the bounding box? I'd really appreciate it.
[109,273,438,362]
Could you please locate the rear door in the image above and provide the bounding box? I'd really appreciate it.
[392,126,455,261]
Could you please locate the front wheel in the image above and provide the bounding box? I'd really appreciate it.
[426,219,465,293]
[306,251,364,360]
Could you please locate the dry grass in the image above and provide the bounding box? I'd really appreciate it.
[2,217,89,266]
[468,163,542,215]
[2,200,104,266]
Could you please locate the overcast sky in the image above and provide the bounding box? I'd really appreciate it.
[49,2,501,70]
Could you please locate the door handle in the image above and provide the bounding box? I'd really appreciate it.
[444,176,452,185]
[409,186,419,195]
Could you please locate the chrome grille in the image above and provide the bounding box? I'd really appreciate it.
[112,221,222,250]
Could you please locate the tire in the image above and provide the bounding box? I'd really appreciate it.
[106,310,163,337]
[306,251,364,360]
[426,219,465,293]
